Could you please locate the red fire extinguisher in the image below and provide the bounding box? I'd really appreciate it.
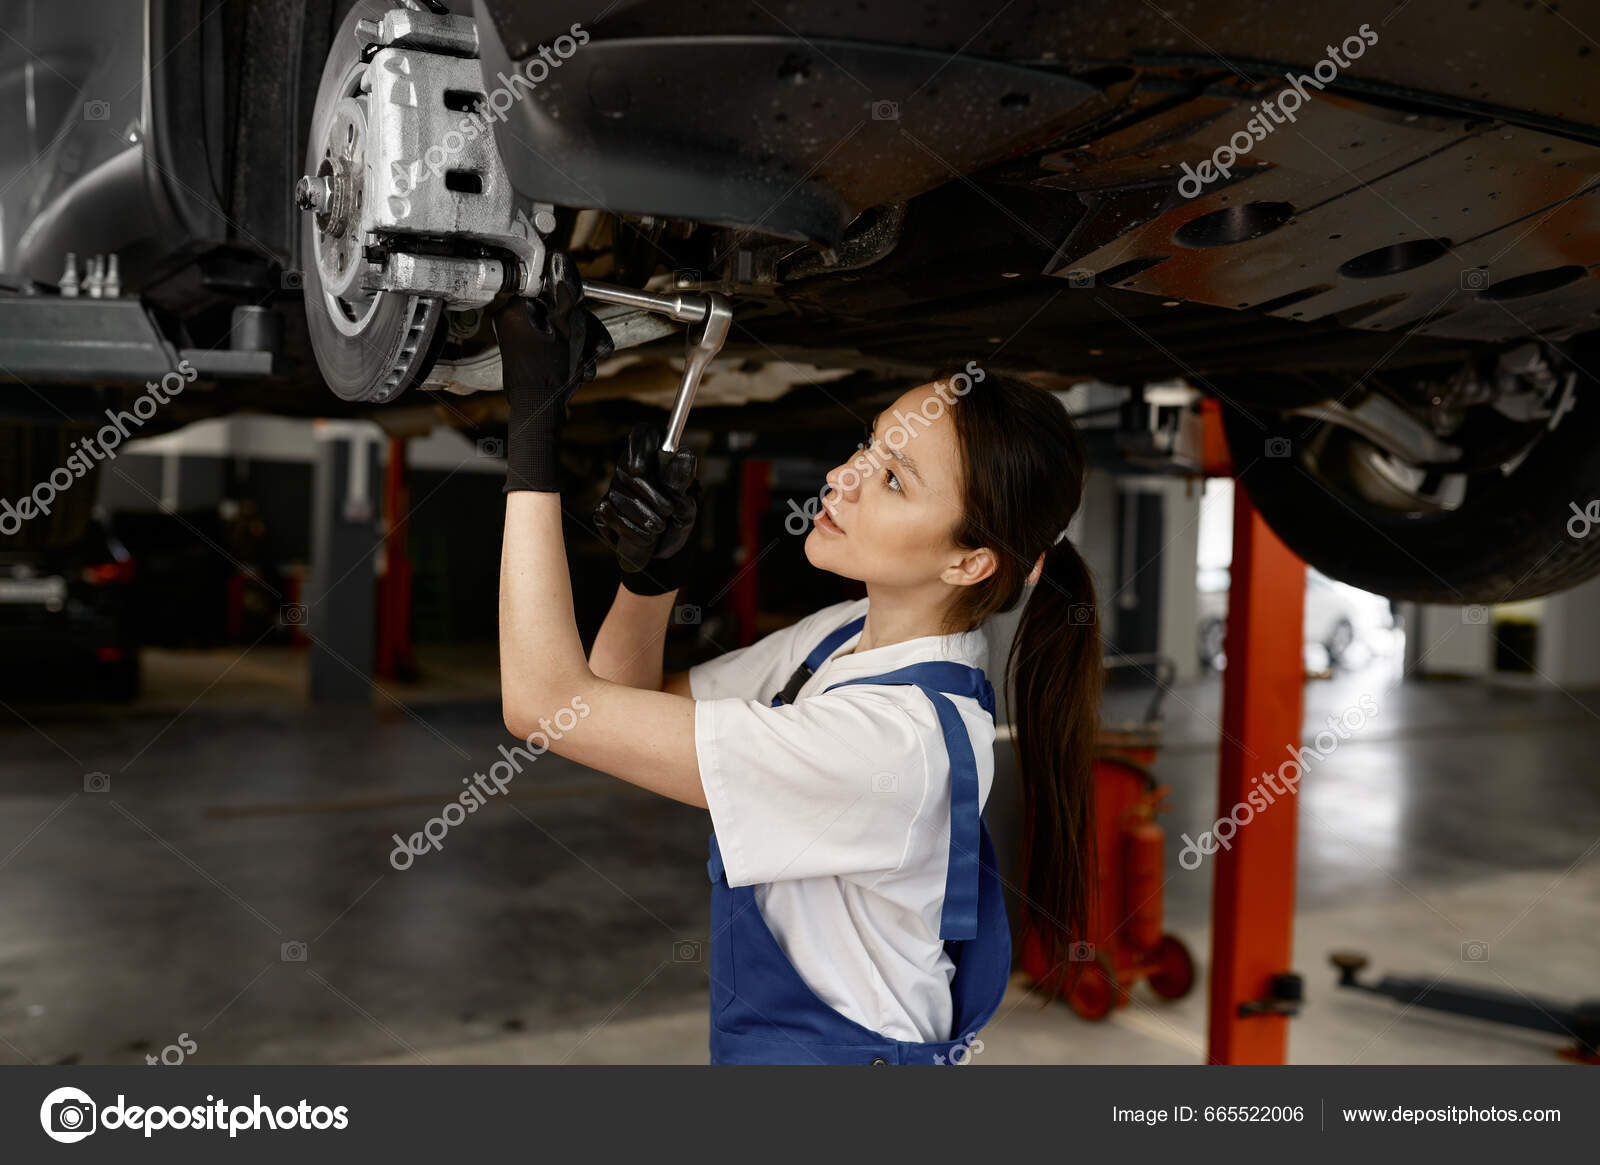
[1123,790,1168,955]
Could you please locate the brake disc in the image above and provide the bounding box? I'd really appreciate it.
[300,0,448,404]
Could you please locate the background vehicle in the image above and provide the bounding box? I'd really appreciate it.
[2,0,1598,603]
[0,516,139,699]
[1197,567,1396,674]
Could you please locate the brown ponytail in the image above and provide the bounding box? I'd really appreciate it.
[1009,533,1101,995]
[942,367,1102,997]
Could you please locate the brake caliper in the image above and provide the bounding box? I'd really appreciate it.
[297,5,556,310]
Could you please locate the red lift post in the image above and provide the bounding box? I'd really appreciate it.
[376,435,417,682]
[1201,401,1307,1064]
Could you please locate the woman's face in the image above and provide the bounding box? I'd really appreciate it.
[804,381,993,590]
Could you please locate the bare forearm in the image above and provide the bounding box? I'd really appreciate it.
[499,491,592,729]
[590,584,676,690]
[497,492,703,806]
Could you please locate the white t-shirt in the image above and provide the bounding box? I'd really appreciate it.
[690,596,995,1043]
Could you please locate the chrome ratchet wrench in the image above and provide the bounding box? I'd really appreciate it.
[578,279,731,569]
[578,280,732,455]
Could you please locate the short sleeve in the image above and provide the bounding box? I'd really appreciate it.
[687,598,863,703]
[687,639,784,704]
[695,686,931,886]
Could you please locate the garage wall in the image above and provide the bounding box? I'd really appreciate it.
[92,416,509,643]
[1538,574,1600,687]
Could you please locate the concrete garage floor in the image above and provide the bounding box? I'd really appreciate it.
[1,644,1596,1066]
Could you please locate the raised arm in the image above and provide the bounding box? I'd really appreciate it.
[587,423,701,692]
[492,259,704,809]
[499,492,704,808]
[589,583,675,690]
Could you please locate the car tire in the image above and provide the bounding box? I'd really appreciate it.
[1218,338,1600,603]
[1325,618,1355,665]
[1197,616,1226,672]
[94,653,141,702]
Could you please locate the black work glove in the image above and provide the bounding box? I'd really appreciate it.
[492,252,614,493]
[593,422,700,596]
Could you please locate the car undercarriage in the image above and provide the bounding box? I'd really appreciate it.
[2,0,1598,599]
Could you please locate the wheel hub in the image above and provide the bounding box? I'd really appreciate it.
[308,98,368,303]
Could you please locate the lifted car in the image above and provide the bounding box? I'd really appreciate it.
[2,0,1598,602]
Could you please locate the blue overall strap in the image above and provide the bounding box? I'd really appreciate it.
[770,615,867,707]
[823,662,995,942]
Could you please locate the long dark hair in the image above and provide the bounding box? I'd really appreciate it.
[940,366,1102,996]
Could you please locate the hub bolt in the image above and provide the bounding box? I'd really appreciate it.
[295,175,334,214]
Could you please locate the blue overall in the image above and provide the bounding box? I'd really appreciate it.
[705,614,1012,1064]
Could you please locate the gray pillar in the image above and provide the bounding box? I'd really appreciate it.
[1402,602,1493,679]
[1154,478,1202,684]
[1537,574,1600,687]
[307,423,380,704]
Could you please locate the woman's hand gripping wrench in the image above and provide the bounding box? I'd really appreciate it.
[579,280,732,571]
